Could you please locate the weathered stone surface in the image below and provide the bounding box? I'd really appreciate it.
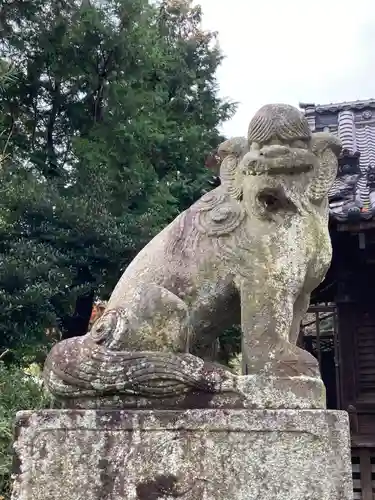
[50,368,326,410]
[12,409,353,500]
[43,103,342,409]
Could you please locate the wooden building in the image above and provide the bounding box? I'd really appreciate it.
[300,99,375,500]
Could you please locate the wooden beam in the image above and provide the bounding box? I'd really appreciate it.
[336,220,375,232]
[352,435,375,448]
[307,305,336,312]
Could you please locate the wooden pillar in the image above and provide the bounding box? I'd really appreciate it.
[360,449,373,500]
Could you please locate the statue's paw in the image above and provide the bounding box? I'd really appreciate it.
[275,345,320,378]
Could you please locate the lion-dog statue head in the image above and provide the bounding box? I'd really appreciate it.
[218,104,341,221]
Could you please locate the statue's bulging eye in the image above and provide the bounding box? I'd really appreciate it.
[268,137,282,146]
[292,140,308,149]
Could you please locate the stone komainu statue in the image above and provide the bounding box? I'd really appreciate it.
[44,104,342,409]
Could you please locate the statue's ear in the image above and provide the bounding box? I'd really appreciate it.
[307,132,342,202]
[217,137,249,200]
[310,132,342,158]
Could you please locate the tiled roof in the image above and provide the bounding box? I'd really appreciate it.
[300,100,375,223]
[301,99,375,114]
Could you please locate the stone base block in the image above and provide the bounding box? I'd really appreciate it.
[12,409,353,500]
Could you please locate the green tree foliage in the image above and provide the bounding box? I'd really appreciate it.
[0,362,51,498]
[0,0,235,351]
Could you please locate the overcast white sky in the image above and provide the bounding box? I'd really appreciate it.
[198,0,375,137]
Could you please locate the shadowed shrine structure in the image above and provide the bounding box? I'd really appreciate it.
[299,99,375,500]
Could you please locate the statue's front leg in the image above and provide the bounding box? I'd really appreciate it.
[240,282,319,377]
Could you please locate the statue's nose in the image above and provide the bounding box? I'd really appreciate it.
[259,145,290,158]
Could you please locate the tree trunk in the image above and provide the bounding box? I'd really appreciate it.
[61,291,94,339]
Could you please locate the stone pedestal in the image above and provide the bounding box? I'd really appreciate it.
[12,409,353,500]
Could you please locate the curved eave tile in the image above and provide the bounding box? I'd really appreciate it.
[316,99,375,114]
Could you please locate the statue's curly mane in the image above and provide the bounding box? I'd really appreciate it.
[166,188,251,276]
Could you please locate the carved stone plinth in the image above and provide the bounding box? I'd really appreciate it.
[12,409,353,500]
[56,374,326,410]
[45,338,326,411]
